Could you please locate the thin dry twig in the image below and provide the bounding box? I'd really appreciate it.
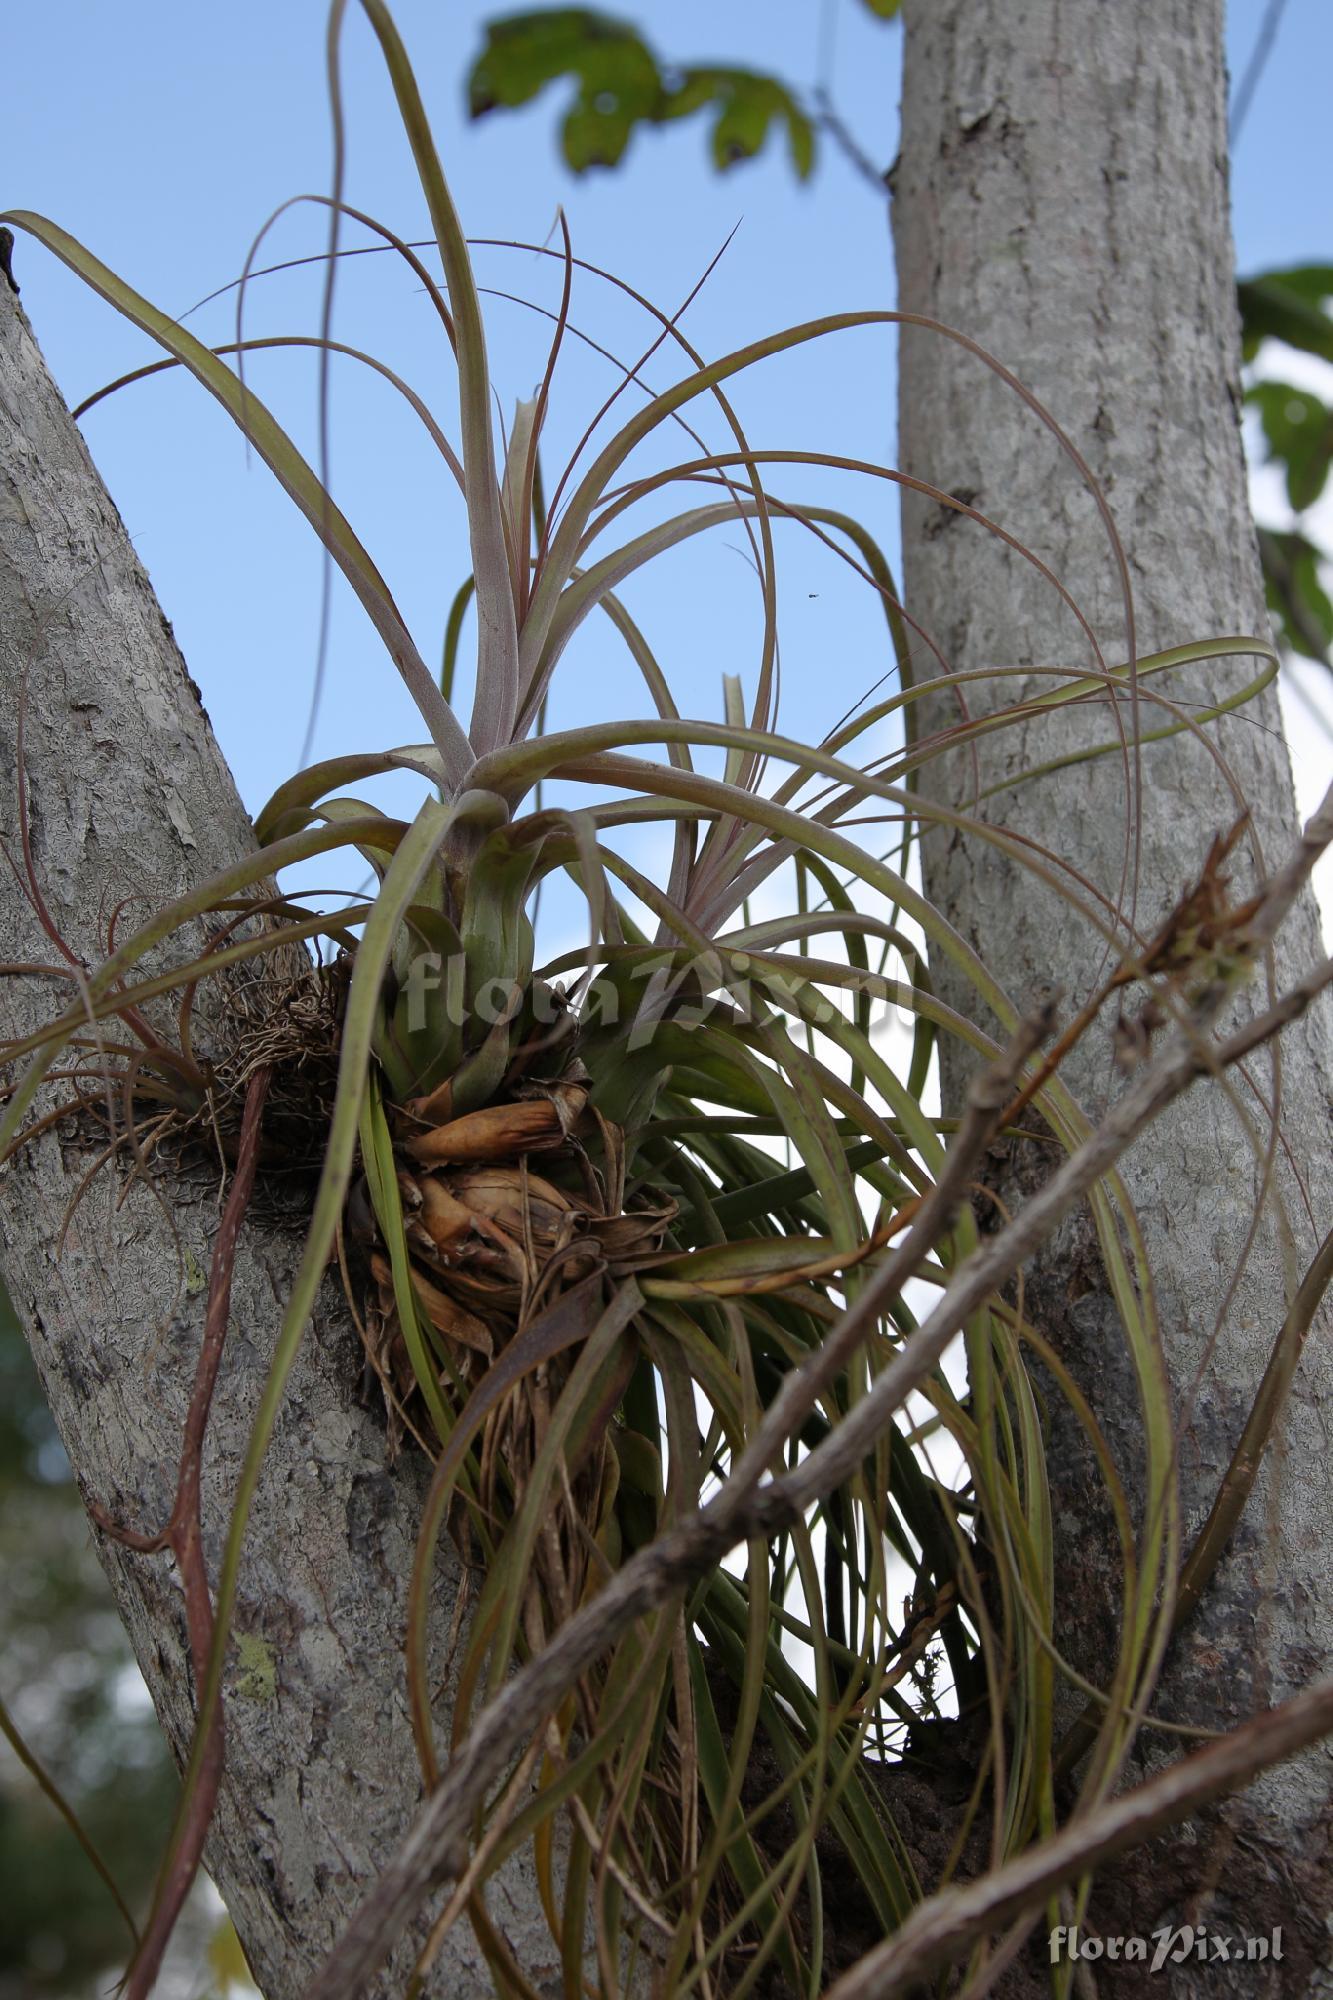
[89,1067,272,2000]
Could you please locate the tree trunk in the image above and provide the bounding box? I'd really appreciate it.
[893,0,1333,1984]
[0,285,556,1996]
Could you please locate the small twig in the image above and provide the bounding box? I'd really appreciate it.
[1210,947,1333,1066]
[812,87,893,198]
[0,1691,138,1943]
[1230,0,1292,144]
[91,1067,271,2000]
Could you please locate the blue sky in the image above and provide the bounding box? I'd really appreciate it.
[5,1,1331,925]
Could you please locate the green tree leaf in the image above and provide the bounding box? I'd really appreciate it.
[468,9,659,117]
[1238,266,1333,364]
[1248,379,1333,512]
[1237,269,1333,672]
[665,66,815,178]
[1257,527,1333,665]
[468,11,814,177]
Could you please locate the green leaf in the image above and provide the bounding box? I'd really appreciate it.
[856,0,903,15]
[469,8,659,115]
[469,10,665,172]
[467,11,815,177]
[1254,263,1333,308]
[1238,269,1333,365]
[671,67,815,179]
[1257,527,1333,665]
[562,96,637,170]
[1248,380,1333,512]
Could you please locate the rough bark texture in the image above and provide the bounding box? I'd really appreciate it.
[893,0,1333,1987]
[0,285,559,1996]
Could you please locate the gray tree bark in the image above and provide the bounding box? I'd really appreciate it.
[893,0,1333,1985]
[0,284,557,1995]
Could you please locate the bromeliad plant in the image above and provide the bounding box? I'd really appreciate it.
[0,3,1289,1994]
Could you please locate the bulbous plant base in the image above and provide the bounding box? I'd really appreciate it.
[347,1052,676,1628]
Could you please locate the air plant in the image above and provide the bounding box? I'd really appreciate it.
[0,2,1290,1994]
